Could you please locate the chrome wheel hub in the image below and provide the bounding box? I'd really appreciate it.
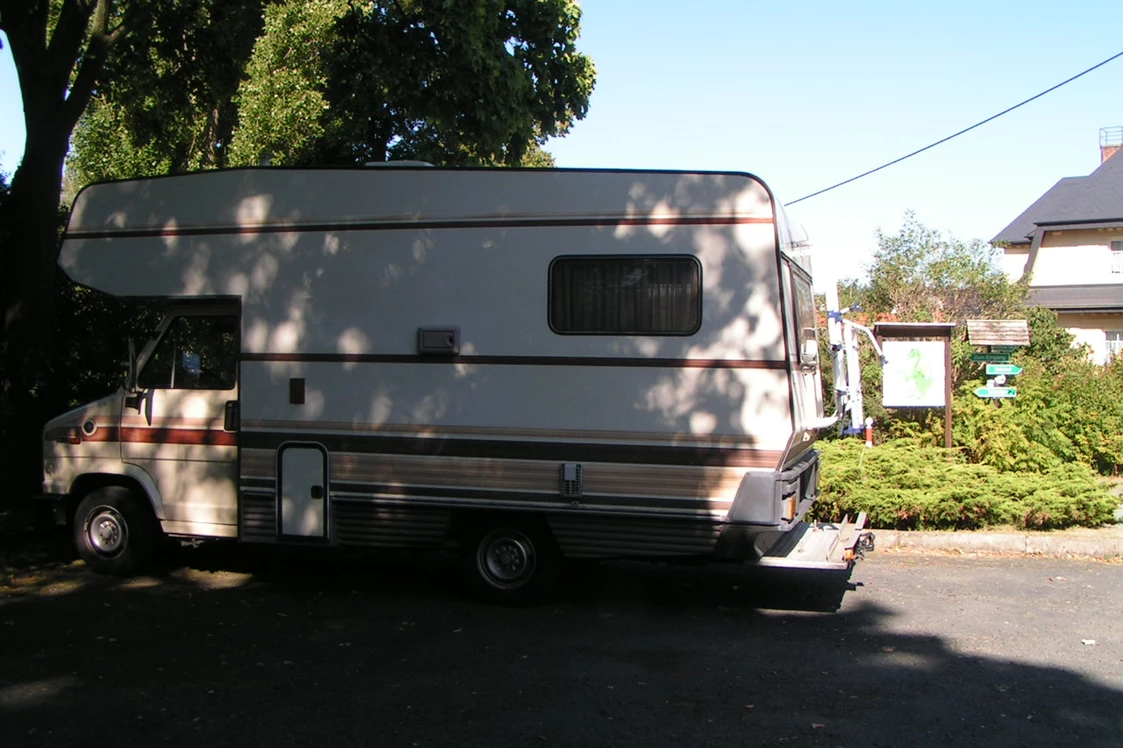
[87,507,127,556]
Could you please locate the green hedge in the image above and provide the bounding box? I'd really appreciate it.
[811,439,1118,530]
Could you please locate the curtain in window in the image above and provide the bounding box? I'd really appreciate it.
[550,257,701,334]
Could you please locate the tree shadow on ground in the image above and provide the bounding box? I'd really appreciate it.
[2,511,1120,748]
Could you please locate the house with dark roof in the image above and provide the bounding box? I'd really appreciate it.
[992,127,1123,363]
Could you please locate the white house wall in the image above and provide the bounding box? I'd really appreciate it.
[999,247,1030,281]
[1027,229,1123,286]
[1057,312,1123,364]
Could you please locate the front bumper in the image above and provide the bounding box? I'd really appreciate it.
[31,492,70,526]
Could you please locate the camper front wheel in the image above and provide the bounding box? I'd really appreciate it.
[74,487,159,576]
[462,518,560,603]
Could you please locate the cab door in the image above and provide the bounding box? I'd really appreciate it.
[123,305,240,537]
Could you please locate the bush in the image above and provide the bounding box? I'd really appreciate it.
[812,439,1118,530]
[955,356,1123,476]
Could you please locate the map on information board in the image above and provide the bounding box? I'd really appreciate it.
[882,341,945,407]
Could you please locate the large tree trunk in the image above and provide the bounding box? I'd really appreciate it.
[0,0,126,498]
[0,125,71,498]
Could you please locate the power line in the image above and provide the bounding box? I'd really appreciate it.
[784,49,1123,206]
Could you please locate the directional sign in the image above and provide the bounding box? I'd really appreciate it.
[970,352,1011,363]
[985,364,1023,376]
[974,386,1017,399]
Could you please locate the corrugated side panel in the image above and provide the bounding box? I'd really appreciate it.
[332,501,452,548]
[240,491,277,541]
[547,515,722,558]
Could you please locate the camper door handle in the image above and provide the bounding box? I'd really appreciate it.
[310,485,324,500]
[127,390,153,426]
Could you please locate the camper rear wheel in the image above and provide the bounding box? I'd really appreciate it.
[74,486,160,576]
[461,516,560,604]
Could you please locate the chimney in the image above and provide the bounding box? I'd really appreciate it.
[1101,126,1122,163]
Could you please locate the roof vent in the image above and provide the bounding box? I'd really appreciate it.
[363,160,435,168]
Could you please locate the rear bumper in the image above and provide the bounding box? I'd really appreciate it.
[725,448,821,528]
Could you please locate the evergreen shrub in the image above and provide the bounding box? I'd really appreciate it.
[812,439,1117,530]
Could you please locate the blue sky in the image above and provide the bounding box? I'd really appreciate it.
[2,1,1121,288]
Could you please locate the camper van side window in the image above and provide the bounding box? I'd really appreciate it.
[792,273,818,364]
[549,256,701,335]
[137,315,238,390]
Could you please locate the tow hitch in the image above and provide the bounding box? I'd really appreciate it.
[757,513,874,571]
[852,529,876,560]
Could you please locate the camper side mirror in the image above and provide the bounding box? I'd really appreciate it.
[124,338,138,392]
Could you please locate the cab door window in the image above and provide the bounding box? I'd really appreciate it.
[138,315,238,390]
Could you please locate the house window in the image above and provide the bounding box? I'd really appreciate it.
[1106,331,1123,363]
[549,256,702,335]
[1111,241,1123,274]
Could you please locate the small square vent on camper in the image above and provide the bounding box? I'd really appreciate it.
[559,463,583,498]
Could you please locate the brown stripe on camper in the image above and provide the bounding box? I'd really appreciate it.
[65,214,775,241]
[88,427,237,447]
[124,427,236,447]
[328,452,744,503]
[239,430,780,469]
[241,353,788,369]
[329,482,728,517]
[240,420,776,450]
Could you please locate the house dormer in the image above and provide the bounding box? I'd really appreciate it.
[991,127,1123,363]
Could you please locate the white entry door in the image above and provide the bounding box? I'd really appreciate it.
[280,444,328,538]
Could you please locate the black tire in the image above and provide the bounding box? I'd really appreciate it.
[73,486,160,576]
[460,516,561,604]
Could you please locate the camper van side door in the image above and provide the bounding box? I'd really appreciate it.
[123,308,240,537]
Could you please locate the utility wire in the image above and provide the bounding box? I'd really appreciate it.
[785,49,1123,206]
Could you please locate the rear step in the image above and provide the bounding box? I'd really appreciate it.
[756,513,875,571]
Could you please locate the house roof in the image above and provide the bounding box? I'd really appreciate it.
[991,151,1123,245]
[1027,284,1123,312]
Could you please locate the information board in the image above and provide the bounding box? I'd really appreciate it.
[882,341,946,407]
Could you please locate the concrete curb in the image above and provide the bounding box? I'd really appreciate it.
[874,530,1123,559]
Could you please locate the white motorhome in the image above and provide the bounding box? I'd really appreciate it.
[39,167,871,601]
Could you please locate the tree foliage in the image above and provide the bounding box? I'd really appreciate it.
[822,212,1029,438]
[823,213,1123,480]
[67,0,595,184]
[68,0,265,184]
[860,211,1027,323]
[231,0,595,167]
[955,318,1123,476]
